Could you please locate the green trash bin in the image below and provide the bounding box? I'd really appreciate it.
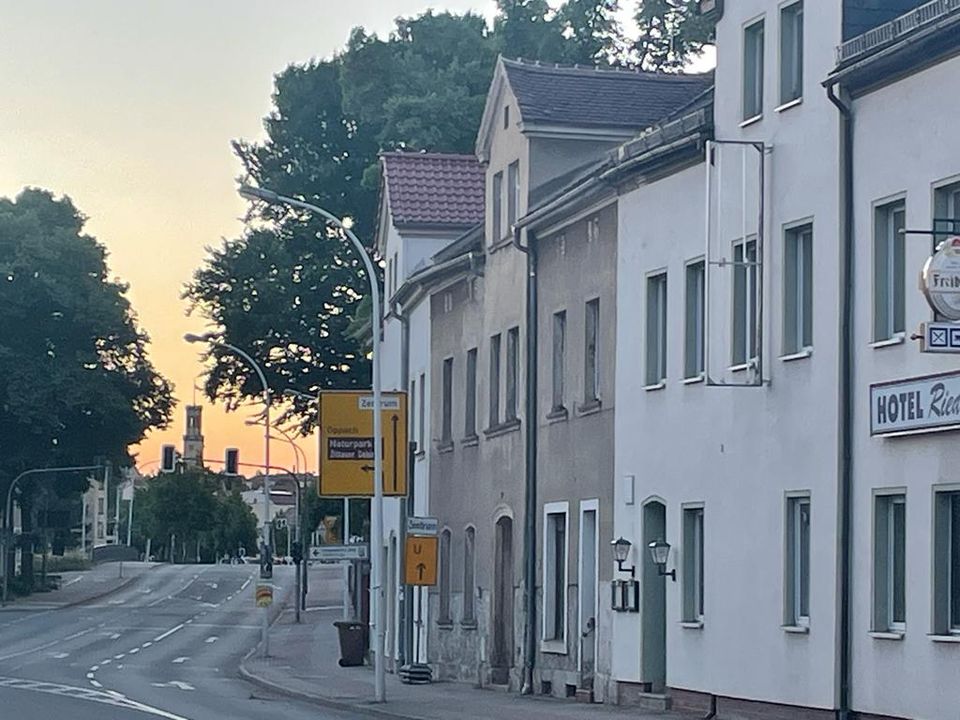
[334,620,366,667]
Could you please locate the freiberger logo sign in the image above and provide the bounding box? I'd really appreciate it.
[871,370,960,436]
[921,237,960,321]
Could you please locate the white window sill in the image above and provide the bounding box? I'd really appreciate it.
[929,634,960,643]
[775,97,803,113]
[782,625,810,634]
[869,631,905,641]
[680,620,704,630]
[870,334,905,349]
[540,639,567,655]
[739,114,763,128]
[728,361,756,373]
[682,374,705,385]
[779,348,812,362]
[644,381,666,392]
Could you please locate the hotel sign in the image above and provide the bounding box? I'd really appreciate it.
[871,371,960,436]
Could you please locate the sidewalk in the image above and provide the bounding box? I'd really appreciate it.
[1,561,156,610]
[241,604,689,720]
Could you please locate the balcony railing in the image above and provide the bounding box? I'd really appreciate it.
[837,0,960,65]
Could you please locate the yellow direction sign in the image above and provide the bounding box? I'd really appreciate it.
[404,535,438,586]
[318,391,408,497]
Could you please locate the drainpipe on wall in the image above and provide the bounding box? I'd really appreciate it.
[513,224,538,695]
[825,80,854,720]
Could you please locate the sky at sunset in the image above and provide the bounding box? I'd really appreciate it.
[0,0,497,476]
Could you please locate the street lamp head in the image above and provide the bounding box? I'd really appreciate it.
[238,184,282,205]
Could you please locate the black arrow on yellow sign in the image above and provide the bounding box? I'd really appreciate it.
[417,562,426,581]
[391,414,399,493]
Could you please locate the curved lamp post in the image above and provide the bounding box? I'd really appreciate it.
[238,183,386,703]
[185,332,273,656]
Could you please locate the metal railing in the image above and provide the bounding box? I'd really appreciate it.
[837,0,960,64]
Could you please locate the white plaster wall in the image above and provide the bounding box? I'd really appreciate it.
[849,53,960,720]
[612,0,845,709]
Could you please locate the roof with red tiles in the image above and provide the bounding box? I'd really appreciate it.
[380,152,485,229]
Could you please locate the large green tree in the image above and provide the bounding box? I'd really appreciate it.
[188,4,712,425]
[0,189,173,584]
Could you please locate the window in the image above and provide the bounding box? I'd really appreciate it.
[743,19,765,120]
[587,216,600,244]
[441,358,453,444]
[685,261,705,378]
[507,161,519,231]
[646,273,668,386]
[933,490,960,634]
[584,299,600,402]
[439,528,452,624]
[552,311,566,411]
[392,251,399,296]
[465,348,477,437]
[489,334,501,427]
[779,2,803,105]
[387,256,394,298]
[733,238,758,366]
[683,506,705,622]
[934,181,960,252]
[873,493,906,632]
[418,373,426,452]
[873,200,906,341]
[463,527,476,623]
[784,224,813,354]
[786,495,811,626]
[503,105,510,130]
[543,505,568,642]
[492,172,503,243]
[506,327,519,421]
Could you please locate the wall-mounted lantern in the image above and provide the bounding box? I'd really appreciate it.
[611,536,635,577]
[648,538,676,581]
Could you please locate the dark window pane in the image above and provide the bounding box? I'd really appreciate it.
[893,499,906,624]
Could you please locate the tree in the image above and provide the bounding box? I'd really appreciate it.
[494,0,568,62]
[632,0,713,71]
[0,189,173,585]
[558,0,624,65]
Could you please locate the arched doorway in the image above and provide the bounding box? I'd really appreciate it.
[641,500,667,692]
[491,515,514,685]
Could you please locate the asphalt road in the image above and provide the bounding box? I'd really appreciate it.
[0,563,357,720]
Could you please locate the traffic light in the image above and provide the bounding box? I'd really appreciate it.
[160,444,176,473]
[224,447,239,476]
[259,543,273,580]
[291,541,303,565]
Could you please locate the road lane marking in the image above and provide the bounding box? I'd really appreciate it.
[205,636,218,644]
[172,657,189,664]
[90,680,102,688]
[151,680,195,691]
[153,623,184,642]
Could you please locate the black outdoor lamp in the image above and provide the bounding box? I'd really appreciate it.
[648,538,676,581]
[611,537,635,577]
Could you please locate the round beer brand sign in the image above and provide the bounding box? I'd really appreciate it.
[921,237,960,321]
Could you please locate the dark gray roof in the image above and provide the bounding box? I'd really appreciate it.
[501,57,713,131]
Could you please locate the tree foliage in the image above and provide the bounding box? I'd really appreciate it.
[187,3,712,426]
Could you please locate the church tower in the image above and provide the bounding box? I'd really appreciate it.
[182,405,204,469]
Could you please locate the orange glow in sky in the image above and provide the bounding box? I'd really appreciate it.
[0,0,493,475]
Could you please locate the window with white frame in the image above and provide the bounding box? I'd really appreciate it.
[507,161,519,231]
[933,489,960,634]
[552,310,566,411]
[439,528,452,624]
[873,200,906,341]
[785,494,811,626]
[584,299,600,402]
[543,505,567,642]
[441,357,453,444]
[779,2,803,106]
[733,238,758,366]
[646,272,668,386]
[463,526,476,623]
[873,493,906,632]
[743,18,765,120]
[784,224,813,354]
[489,334,501,427]
[506,326,519,421]
[685,261,705,379]
[682,506,705,622]
[492,171,503,243]
[418,372,426,452]
[465,348,477,437]
[934,180,960,252]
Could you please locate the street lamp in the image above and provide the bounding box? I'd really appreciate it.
[647,538,676,581]
[611,536,635,577]
[239,183,386,703]
[185,332,274,655]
